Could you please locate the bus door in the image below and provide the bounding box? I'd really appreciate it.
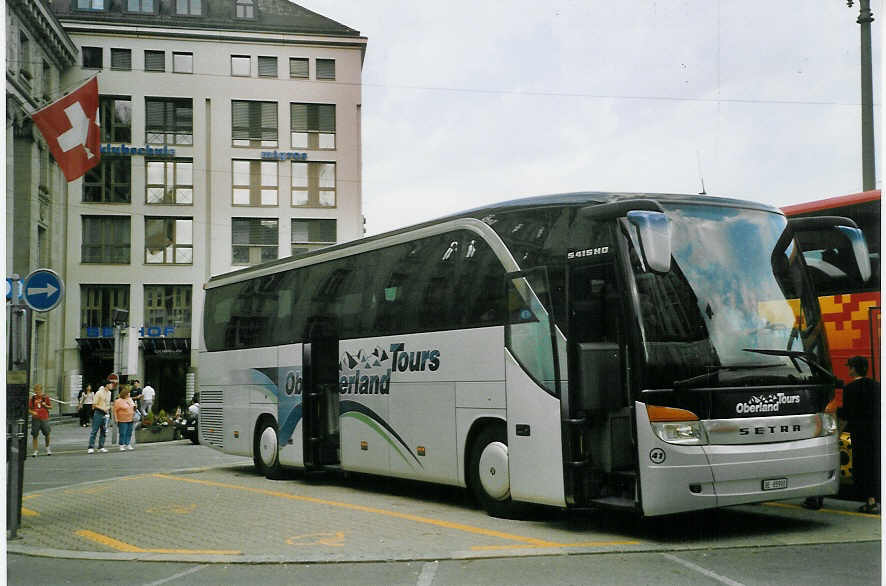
[566,260,634,507]
[302,328,340,468]
[505,268,567,507]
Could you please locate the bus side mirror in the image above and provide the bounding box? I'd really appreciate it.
[782,216,872,283]
[835,225,872,282]
[627,210,672,273]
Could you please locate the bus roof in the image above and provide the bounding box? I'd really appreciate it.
[208,191,780,285]
[781,189,881,216]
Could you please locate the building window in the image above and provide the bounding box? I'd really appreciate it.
[146,159,193,204]
[144,285,192,338]
[233,160,278,206]
[83,157,130,203]
[232,218,277,265]
[176,0,202,15]
[291,219,336,255]
[316,59,335,80]
[80,285,129,337]
[145,217,193,264]
[290,103,335,149]
[231,55,250,77]
[289,58,308,79]
[41,60,52,101]
[291,162,335,207]
[110,48,132,70]
[235,0,255,19]
[82,216,131,264]
[76,0,106,10]
[146,97,193,145]
[145,50,165,72]
[232,100,277,147]
[173,52,193,74]
[257,56,277,78]
[99,96,132,143]
[19,33,31,79]
[82,46,102,69]
[127,0,155,12]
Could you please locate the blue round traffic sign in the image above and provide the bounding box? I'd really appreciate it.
[23,269,64,312]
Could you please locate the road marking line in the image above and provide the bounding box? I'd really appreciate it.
[286,532,346,547]
[662,553,745,586]
[75,529,241,555]
[470,539,641,551]
[417,560,439,586]
[143,564,208,586]
[153,473,559,547]
[763,501,881,518]
[21,507,39,517]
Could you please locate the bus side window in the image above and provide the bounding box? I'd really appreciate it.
[455,235,506,327]
[418,234,460,331]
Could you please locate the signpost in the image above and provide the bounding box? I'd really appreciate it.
[7,269,65,539]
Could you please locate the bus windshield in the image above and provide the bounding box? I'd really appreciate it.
[629,203,828,389]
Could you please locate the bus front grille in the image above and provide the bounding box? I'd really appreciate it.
[201,407,224,448]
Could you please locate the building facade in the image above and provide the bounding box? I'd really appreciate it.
[6,0,79,400]
[29,0,365,413]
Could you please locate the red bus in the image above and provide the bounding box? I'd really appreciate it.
[782,190,881,394]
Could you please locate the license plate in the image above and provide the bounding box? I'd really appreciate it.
[762,478,788,491]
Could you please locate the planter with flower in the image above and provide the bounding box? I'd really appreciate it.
[134,409,176,443]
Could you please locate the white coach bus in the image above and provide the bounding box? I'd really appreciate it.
[199,193,870,517]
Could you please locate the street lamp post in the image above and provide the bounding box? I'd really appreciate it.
[848,0,876,191]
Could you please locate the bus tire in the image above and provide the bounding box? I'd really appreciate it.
[254,418,282,479]
[468,425,526,519]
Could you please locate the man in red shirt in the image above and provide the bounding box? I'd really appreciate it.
[28,384,52,457]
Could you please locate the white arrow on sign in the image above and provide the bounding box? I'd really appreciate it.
[27,283,58,298]
[57,102,95,159]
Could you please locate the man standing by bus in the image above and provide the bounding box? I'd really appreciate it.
[88,378,115,453]
[840,356,880,514]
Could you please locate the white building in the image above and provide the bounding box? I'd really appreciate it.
[49,0,366,412]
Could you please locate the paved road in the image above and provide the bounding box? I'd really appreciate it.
[7,419,882,584]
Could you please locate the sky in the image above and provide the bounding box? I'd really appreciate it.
[295,1,882,236]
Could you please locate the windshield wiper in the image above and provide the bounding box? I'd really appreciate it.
[673,363,784,390]
[742,348,840,385]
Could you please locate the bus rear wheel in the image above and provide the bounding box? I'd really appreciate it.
[254,419,282,479]
[468,425,525,518]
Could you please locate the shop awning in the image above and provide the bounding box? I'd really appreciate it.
[139,337,191,355]
[76,338,115,352]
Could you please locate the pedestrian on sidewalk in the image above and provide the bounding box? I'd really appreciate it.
[839,356,881,514]
[78,384,94,427]
[28,384,52,457]
[141,382,156,416]
[113,386,136,451]
[130,380,143,416]
[88,378,114,453]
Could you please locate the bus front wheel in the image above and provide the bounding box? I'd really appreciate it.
[468,425,525,518]
[254,419,282,479]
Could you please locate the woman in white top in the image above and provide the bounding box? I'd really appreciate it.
[79,385,95,427]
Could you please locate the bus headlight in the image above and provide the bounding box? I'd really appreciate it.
[651,421,709,445]
[819,413,838,436]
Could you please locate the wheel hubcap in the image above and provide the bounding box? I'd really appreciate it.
[478,441,510,501]
[259,426,278,467]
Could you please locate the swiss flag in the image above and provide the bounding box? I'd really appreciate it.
[31,77,101,182]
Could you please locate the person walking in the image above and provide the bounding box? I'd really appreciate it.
[839,356,881,514]
[28,384,52,457]
[113,387,136,451]
[88,378,115,453]
[130,380,143,416]
[79,384,94,427]
[141,382,156,416]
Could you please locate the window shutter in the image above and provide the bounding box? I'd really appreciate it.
[232,101,249,140]
[111,49,131,70]
[316,59,335,80]
[289,58,308,78]
[291,103,308,131]
[317,104,335,132]
[145,50,165,72]
[145,100,165,129]
[257,56,277,78]
[260,102,277,141]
